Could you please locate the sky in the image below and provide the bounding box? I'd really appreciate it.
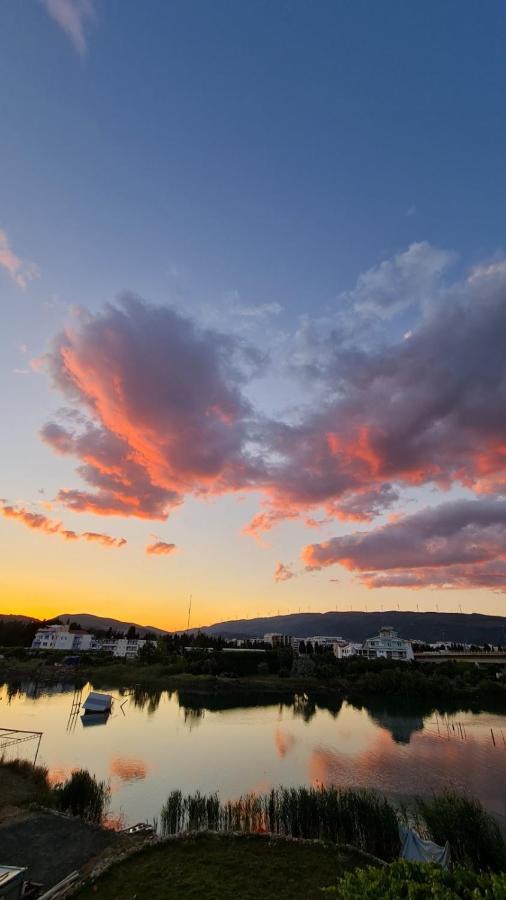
[2,0,506,630]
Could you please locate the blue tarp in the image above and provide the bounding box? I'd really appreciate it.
[399,826,450,868]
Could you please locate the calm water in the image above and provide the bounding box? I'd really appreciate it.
[2,681,506,828]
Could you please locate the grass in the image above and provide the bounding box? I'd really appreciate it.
[160,786,399,861]
[0,758,52,812]
[75,832,375,900]
[0,759,110,827]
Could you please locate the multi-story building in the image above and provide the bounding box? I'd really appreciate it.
[263,633,292,648]
[31,625,78,651]
[100,637,154,658]
[360,626,414,661]
[31,626,152,658]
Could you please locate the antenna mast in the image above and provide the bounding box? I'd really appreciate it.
[187,594,192,632]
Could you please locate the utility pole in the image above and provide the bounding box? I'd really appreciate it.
[186,594,192,632]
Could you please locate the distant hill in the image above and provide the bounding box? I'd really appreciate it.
[55,613,168,637]
[3,609,506,645]
[0,612,167,636]
[192,611,506,645]
[0,613,39,623]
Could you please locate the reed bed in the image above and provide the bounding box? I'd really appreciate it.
[417,790,506,872]
[160,786,400,861]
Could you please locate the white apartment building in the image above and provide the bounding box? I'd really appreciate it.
[100,638,153,658]
[31,625,79,651]
[72,633,100,651]
[31,626,152,658]
[360,626,414,661]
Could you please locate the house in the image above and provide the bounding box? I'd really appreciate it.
[360,626,414,661]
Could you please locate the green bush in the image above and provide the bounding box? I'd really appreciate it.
[323,861,506,898]
[417,790,506,872]
[53,769,110,824]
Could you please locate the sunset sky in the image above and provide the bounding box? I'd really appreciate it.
[2,1,506,630]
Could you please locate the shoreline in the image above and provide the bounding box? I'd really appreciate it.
[2,657,506,716]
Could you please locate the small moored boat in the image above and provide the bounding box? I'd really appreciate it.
[82,691,113,714]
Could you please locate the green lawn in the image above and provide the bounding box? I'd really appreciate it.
[75,832,374,899]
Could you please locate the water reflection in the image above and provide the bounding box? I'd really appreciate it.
[275,728,296,759]
[367,709,424,744]
[110,756,149,782]
[182,706,205,730]
[128,686,164,714]
[2,680,506,827]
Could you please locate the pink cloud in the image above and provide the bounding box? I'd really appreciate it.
[145,540,177,556]
[37,250,506,595]
[82,531,127,548]
[1,501,126,548]
[42,296,263,520]
[0,230,39,289]
[302,498,506,591]
[274,562,295,582]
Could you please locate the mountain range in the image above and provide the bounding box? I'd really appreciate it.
[2,609,506,644]
[56,612,169,636]
[195,610,506,645]
[0,612,168,637]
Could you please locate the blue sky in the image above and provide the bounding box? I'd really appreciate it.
[2,1,506,627]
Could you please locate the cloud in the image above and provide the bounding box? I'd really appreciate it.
[343,241,453,318]
[40,0,97,55]
[146,540,177,556]
[248,247,506,529]
[0,230,39,289]
[42,295,265,519]
[38,248,506,597]
[274,561,295,582]
[302,498,506,590]
[1,501,126,548]
[82,531,127,548]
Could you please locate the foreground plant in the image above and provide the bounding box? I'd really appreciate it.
[53,769,111,824]
[323,861,506,898]
[416,790,506,872]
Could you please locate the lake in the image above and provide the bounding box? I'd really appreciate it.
[2,680,506,829]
